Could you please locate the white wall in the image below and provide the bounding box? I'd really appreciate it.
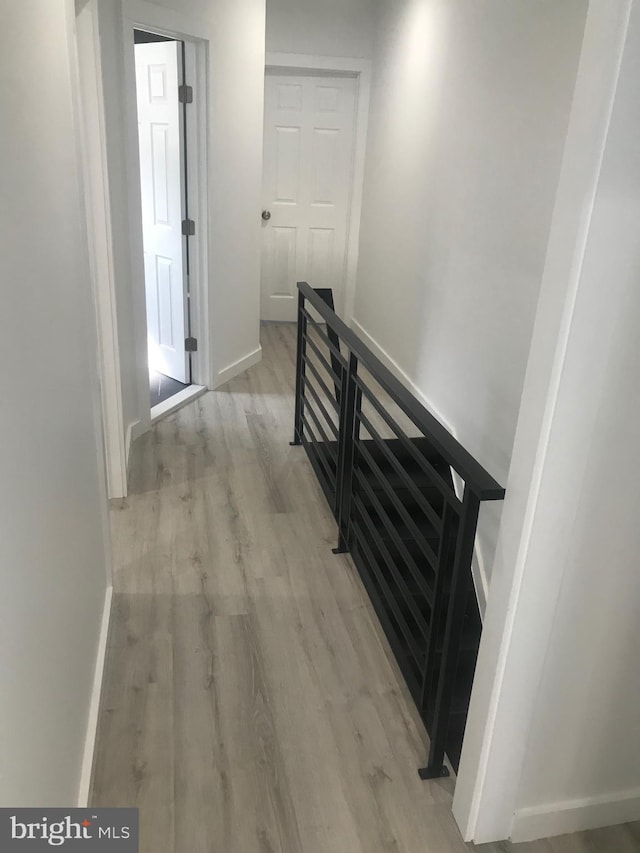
[95,0,266,456]
[0,0,109,805]
[454,0,640,842]
[352,0,588,595]
[266,0,374,58]
[96,0,141,445]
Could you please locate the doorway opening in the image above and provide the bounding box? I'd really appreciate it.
[134,29,197,416]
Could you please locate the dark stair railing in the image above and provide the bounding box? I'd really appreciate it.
[291,281,505,779]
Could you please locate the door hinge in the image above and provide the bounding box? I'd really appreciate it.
[185,337,198,353]
[182,219,195,236]
[178,84,193,104]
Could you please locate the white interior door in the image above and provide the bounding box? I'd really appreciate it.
[261,72,358,321]
[135,41,189,384]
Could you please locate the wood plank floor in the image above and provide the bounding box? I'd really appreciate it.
[92,323,639,853]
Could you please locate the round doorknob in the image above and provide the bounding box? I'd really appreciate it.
[261,210,271,221]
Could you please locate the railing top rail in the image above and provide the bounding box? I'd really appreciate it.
[297,281,505,501]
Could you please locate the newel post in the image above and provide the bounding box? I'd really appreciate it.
[419,489,481,779]
[290,287,307,446]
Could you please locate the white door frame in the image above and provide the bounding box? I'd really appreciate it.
[265,53,371,324]
[74,0,128,499]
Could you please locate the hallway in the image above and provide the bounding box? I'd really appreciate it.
[91,324,640,853]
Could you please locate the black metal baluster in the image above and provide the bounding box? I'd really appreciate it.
[332,361,349,521]
[419,500,456,737]
[418,489,480,779]
[314,287,342,407]
[290,288,307,446]
[333,352,359,553]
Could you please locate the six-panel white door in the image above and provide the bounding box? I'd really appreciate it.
[135,41,189,383]
[261,72,358,321]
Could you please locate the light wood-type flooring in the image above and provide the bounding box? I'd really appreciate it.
[92,323,640,853]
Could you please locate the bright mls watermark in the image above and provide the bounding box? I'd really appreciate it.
[0,809,138,851]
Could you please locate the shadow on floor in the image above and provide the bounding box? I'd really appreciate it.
[149,370,189,407]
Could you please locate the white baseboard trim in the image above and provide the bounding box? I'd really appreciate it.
[511,788,640,842]
[130,419,146,442]
[125,419,142,473]
[77,584,113,806]
[151,384,207,423]
[350,317,490,613]
[125,423,133,470]
[213,346,262,389]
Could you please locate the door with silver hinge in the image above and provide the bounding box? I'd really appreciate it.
[135,39,193,384]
